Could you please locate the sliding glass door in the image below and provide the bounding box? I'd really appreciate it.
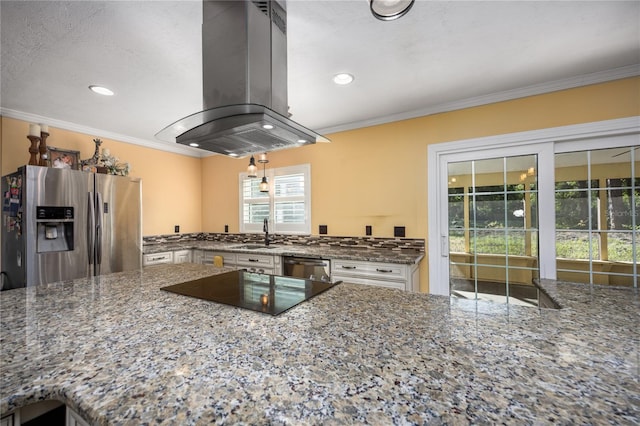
[554,145,638,287]
[428,119,639,299]
[447,155,540,305]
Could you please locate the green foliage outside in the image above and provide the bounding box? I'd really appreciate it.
[449,233,635,262]
[449,177,638,262]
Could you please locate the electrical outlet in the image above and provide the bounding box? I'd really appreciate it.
[224,224,229,233]
[394,226,405,238]
[174,225,180,233]
[319,225,328,235]
[366,225,372,236]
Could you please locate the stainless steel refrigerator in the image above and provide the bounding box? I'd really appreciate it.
[1,165,142,289]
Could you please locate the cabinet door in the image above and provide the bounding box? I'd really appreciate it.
[331,259,414,291]
[330,274,406,291]
[236,253,274,268]
[243,267,275,275]
[236,254,276,274]
[67,407,90,426]
[333,259,407,281]
[201,251,237,268]
[173,250,192,264]
[0,413,17,426]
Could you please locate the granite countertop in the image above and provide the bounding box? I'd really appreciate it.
[1,264,638,425]
[143,241,424,265]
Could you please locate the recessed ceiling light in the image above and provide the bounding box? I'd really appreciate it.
[297,139,307,144]
[333,73,354,85]
[262,123,274,130]
[189,143,200,147]
[88,85,114,96]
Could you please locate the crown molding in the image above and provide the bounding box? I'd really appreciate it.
[319,64,640,135]
[428,116,640,155]
[0,108,210,158]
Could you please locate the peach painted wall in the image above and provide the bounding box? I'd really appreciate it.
[1,77,637,291]
[1,117,203,236]
[200,77,640,292]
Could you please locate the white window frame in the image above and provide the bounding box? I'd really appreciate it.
[239,163,311,234]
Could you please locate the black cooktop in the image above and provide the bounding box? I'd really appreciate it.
[160,271,339,316]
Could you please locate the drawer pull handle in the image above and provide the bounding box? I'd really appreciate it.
[248,258,260,262]
[341,265,356,269]
[376,268,393,273]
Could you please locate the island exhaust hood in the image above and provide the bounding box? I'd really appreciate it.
[156,0,329,157]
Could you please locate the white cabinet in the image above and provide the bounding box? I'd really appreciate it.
[192,249,203,264]
[236,253,277,275]
[66,407,90,426]
[332,259,419,292]
[199,251,281,275]
[143,249,195,266]
[143,251,173,266]
[173,249,192,264]
[0,401,88,426]
[0,413,17,426]
[201,251,237,268]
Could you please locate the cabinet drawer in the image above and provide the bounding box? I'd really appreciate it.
[241,266,275,275]
[236,253,274,267]
[201,251,237,266]
[332,259,407,281]
[143,251,173,266]
[330,274,406,291]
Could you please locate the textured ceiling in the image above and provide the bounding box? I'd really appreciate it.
[1,0,639,157]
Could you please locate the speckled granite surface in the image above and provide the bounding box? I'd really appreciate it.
[144,240,424,265]
[1,264,638,425]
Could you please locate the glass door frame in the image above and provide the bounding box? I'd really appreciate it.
[447,152,544,304]
[427,117,640,296]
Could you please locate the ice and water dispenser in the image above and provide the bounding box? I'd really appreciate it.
[36,206,74,253]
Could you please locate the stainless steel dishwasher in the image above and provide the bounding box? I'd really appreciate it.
[282,256,332,282]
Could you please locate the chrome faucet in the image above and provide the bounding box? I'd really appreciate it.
[263,217,270,246]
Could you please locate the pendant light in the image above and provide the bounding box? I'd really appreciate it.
[259,152,269,192]
[259,174,269,192]
[247,155,258,178]
[370,0,414,21]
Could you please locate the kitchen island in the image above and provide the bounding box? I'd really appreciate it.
[1,264,638,425]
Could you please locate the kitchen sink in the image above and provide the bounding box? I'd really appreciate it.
[232,244,277,250]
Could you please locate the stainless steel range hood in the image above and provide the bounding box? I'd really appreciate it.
[156,0,329,157]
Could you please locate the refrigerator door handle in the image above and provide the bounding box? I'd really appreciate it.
[96,192,103,266]
[87,192,95,265]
